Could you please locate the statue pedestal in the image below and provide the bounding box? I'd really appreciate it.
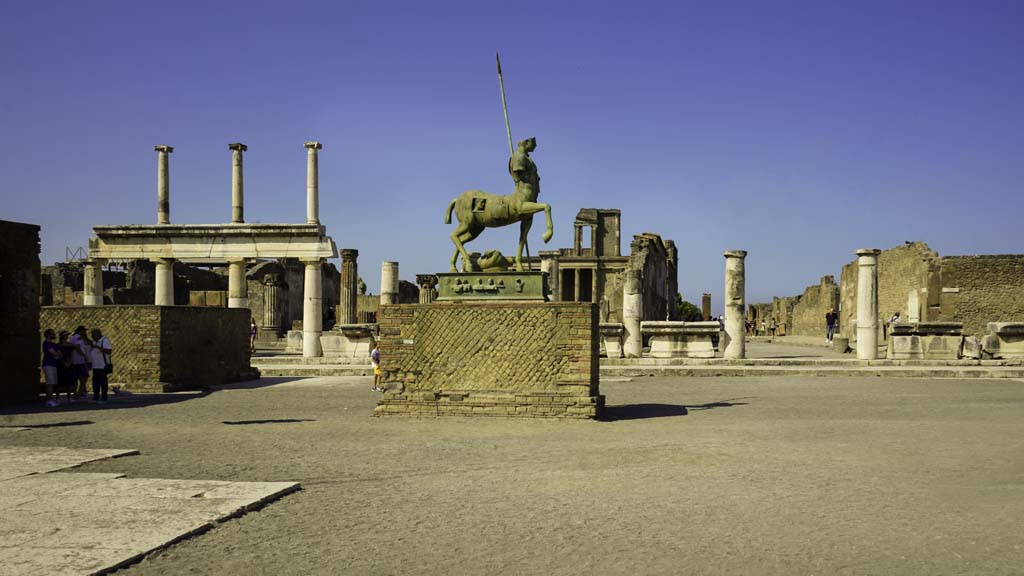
[886,322,963,360]
[374,296,602,419]
[642,321,719,358]
[436,272,548,302]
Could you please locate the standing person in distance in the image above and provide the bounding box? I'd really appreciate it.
[41,329,62,407]
[370,342,382,392]
[825,308,838,343]
[68,326,91,400]
[249,318,258,354]
[88,329,109,403]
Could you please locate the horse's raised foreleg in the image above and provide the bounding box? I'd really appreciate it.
[518,201,553,243]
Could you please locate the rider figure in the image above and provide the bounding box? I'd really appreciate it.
[509,137,540,204]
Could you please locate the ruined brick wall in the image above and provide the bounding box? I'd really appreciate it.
[377,301,600,418]
[40,306,252,391]
[771,297,796,334]
[159,306,253,387]
[788,276,839,337]
[935,255,1024,336]
[839,242,936,339]
[747,303,771,323]
[629,233,678,322]
[0,221,41,405]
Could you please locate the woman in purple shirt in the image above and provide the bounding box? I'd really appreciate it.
[41,329,62,407]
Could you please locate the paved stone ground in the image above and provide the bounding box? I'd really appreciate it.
[1,373,1023,575]
[0,446,298,575]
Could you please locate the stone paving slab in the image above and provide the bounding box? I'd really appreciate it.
[0,446,299,576]
[0,446,138,481]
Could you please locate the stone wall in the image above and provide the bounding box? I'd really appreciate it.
[931,255,1024,336]
[629,234,678,322]
[787,276,840,337]
[839,242,936,340]
[0,220,41,405]
[375,301,602,418]
[39,306,255,391]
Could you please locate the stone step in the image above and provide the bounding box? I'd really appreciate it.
[601,365,1024,378]
[251,360,1024,379]
[252,355,369,366]
[602,357,1024,367]
[255,365,374,377]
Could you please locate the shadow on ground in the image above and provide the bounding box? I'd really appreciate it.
[0,377,311,417]
[0,420,94,429]
[222,418,317,425]
[212,377,309,391]
[602,399,749,421]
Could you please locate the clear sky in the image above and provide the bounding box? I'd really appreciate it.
[2,1,1022,312]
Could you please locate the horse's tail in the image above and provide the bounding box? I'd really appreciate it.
[444,198,457,224]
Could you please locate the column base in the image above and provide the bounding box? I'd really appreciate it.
[303,330,323,358]
[83,296,103,306]
[228,298,249,309]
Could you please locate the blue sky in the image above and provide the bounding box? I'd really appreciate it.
[2,1,1022,311]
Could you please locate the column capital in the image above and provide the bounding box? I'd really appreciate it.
[537,250,561,259]
[228,142,248,152]
[723,250,748,259]
[150,257,176,265]
[304,141,323,150]
[340,248,359,261]
[227,257,248,264]
[154,145,174,153]
[855,248,882,257]
[301,258,324,266]
[416,274,438,288]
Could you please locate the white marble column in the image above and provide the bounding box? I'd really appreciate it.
[303,259,323,358]
[83,259,105,306]
[538,250,560,301]
[154,258,175,306]
[723,250,747,359]
[229,142,247,224]
[155,145,173,224]
[623,268,643,358]
[856,248,882,360]
[305,141,321,225]
[380,261,399,305]
[228,259,248,308]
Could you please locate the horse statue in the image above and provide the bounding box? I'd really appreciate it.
[444,137,553,272]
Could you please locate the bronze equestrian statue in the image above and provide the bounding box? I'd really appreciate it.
[444,137,553,272]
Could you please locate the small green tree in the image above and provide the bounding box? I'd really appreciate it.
[675,293,703,321]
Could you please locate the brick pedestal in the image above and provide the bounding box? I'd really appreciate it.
[375,301,603,419]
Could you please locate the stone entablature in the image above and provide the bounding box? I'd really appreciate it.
[375,300,602,419]
[641,321,719,358]
[89,224,337,261]
[886,322,963,360]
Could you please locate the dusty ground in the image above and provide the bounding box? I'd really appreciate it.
[2,374,1022,575]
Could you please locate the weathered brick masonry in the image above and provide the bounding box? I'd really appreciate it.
[40,306,256,391]
[376,301,603,419]
[0,220,41,405]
